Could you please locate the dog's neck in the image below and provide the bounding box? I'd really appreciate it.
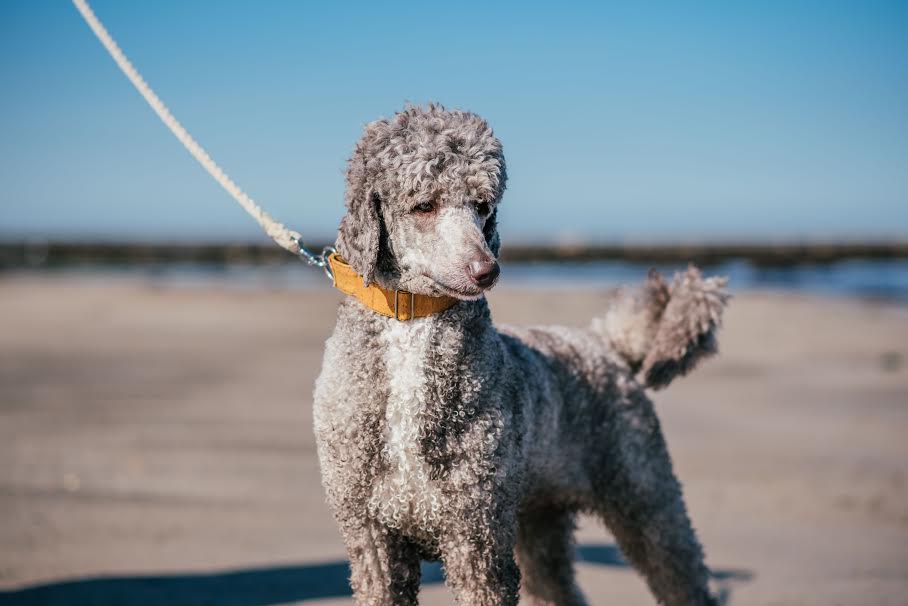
[335,295,494,367]
[341,295,491,332]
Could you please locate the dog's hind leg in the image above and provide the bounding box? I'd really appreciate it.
[592,390,717,606]
[515,506,587,606]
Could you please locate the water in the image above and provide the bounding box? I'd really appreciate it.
[14,259,908,303]
[501,259,908,302]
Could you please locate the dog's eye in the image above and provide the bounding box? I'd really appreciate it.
[475,201,491,216]
[413,201,435,214]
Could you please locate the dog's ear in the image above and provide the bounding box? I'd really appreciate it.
[484,153,506,257]
[484,208,501,257]
[336,145,380,285]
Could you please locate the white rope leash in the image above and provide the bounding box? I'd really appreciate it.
[71,0,329,266]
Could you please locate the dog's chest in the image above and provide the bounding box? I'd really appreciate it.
[368,318,443,532]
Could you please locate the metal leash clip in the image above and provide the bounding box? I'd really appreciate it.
[292,236,336,282]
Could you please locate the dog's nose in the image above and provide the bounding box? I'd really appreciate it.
[469,260,500,288]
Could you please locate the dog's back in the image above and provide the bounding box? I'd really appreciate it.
[496,267,728,508]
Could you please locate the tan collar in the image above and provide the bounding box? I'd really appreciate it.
[327,253,459,321]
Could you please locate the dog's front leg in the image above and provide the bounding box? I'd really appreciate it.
[439,510,520,606]
[343,518,421,606]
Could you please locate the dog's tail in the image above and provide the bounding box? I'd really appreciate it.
[592,266,730,390]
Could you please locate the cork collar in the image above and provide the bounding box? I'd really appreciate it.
[327,253,459,321]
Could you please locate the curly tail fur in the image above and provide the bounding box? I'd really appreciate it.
[592,266,730,390]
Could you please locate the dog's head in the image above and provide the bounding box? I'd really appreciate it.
[336,104,506,300]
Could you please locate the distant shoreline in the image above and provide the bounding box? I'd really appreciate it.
[1,240,906,270]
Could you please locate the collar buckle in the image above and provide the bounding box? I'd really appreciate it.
[394,290,416,321]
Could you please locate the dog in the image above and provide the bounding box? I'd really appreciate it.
[314,103,728,605]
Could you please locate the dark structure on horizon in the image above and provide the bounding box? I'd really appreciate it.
[1,240,906,271]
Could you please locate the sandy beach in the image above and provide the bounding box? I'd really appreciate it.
[1,275,906,605]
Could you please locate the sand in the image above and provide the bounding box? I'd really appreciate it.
[1,274,906,605]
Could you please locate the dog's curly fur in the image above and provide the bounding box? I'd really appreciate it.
[314,104,729,605]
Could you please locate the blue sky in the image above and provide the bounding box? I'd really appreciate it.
[1,1,906,243]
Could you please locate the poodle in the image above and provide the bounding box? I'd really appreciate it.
[313,104,728,605]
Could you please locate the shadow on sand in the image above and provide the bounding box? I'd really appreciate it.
[0,544,751,605]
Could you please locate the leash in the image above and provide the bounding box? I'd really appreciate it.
[71,0,335,279]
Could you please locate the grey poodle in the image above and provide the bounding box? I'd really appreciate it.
[313,104,728,605]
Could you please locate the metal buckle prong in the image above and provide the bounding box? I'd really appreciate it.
[394,290,416,321]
